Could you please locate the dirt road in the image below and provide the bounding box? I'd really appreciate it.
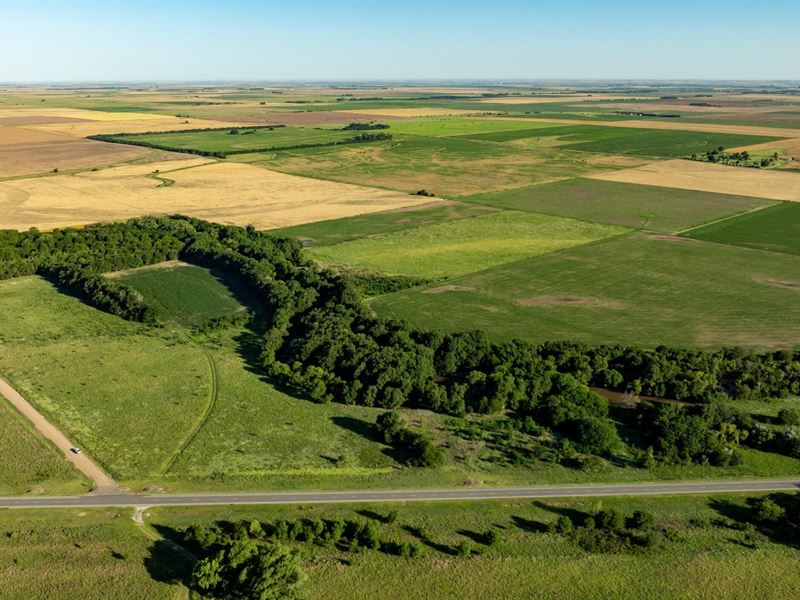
[0,376,119,494]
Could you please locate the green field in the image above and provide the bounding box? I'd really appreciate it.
[461,178,774,233]
[0,398,86,495]
[373,232,800,349]
[112,126,359,152]
[0,277,211,481]
[384,118,562,137]
[150,494,800,600]
[113,262,254,327]
[257,134,627,196]
[270,201,498,246]
[683,202,800,255]
[308,210,629,279]
[0,509,180,599]
[461,123,782,157]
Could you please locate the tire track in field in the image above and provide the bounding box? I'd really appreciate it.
[157,334,218,476]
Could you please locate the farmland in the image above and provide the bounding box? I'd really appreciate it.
[112,262,255,327]
[460,178,773,233]
[308,210,628,279]
[373,232,800,349]
[683,202,800,255]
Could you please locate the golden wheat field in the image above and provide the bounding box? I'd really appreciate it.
[0,159,440,230]
[588,158,800,201]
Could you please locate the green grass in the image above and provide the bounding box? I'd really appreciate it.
[0,509,181,599]
[461,178,774,233]
[150,494,800,600]
[256,134,627,197]
[113,262,254,327]
[682,202,800,255]
[373,232,800,349]
[383,118,562,137]
[0,398,87,495]
[0,277,210,481]
[113,126,359,152]
[461,124,782,157]
[308,210,629,279]
[269,201,499,246]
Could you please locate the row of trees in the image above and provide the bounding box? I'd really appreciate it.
[1,216,798,467]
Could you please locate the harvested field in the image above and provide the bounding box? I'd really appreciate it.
[0,136,151,178]
[589,159,800,202]
[0,160,439,230]
[478,95,652,104]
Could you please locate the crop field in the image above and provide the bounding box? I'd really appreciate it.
[308,210,628,279]
[383,118,561,137]
[0,397,86,495]
[590,158,800,201]
[0,509,180,600]
[460,178,774,233]
[113,125,360,153]
[151,494,800,600]
[461,123,781,157]
[0,159,437,231]
[260,134,639,196]
[682,202,800,255]
[112,262,254,327]
[270,201,499,246]
[373,232,800,348]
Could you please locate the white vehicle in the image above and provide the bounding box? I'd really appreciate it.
[70,447,81,454]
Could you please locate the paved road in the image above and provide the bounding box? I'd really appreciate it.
[1,479,798,509]
[0,376,119,494]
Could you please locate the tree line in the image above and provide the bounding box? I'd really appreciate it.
[1,216,798,467]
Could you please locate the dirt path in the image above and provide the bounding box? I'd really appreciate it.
[0,376,120,495]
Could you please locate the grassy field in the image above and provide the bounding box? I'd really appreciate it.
[150,494,800,600]
[461,124,782,157]
[683,202,800,255]
[0,276,210,481]
[373,232,800,349]
[384,118,562,137]
[270,201,499,246]
[308,210,629,279]
[110,125,359,152]
[258,134,636,196]
[0,509,180,599]
[460,178,774,233]
[0,397,87,495]
[113,262,256,327]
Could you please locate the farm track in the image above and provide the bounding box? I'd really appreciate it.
[156,334,219,476]
[0,376,119,494]
[675,202,781,235]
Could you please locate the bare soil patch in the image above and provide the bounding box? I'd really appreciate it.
[761,278,800,291]
[647,234,700,243]
[422,285,474,294]
[589,159,800,202]
[516,295,627,308]
[341,107,477,118]
[0,115,92,125]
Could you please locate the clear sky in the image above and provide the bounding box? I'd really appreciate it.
[1,0,798,82]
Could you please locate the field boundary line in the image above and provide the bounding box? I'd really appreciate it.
[157,334,218,476]
[675,202,781,235]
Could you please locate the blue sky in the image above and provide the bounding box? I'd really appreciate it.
[1,0,797,82]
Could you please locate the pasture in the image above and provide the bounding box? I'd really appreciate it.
[461,123,781,157]
[683,202,800,255]
[308,210,628,279]
[461,178,774,233]
[270,201,499,246]
[0,509,180,599]
[152,494,800,600]
[262,134,637,196]
[0,159,436,231]
[373,232,800,348]
[0,397,86,495]
[112,262,254,327]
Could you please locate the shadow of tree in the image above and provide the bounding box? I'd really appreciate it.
[401,525,457,556]
[510,515,548,534]
[143,539,193,587]
[330,415,407,463]
[709,493,800,550]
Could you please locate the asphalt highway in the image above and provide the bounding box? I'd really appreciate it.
[2,479,799,509]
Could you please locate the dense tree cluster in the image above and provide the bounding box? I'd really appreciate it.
[341,122,390,130]
[1,216,798,466]
[689,146,781,168]
[376,411,445,467]
[550,507,664,553]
